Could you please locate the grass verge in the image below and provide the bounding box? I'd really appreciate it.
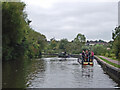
[104,56,119,61]
[98,56,120,68]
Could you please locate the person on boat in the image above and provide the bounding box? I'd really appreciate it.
[64,51,66,55]
[82,50,85,62]
[88,50,91,62]
[91,51,94,61]
[85,50,89,62]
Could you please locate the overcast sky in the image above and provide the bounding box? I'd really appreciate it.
[22,0,119,41]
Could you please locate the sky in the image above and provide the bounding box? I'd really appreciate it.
[22,0,119,41]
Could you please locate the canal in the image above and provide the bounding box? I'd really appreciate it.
[2,57,119,88]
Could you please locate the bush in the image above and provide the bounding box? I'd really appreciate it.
[101,53,105,56]
[110,54,115,57]
[105,53,109,57]
[118,53,120,61]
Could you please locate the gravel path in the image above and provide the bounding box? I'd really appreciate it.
[99,56,120,65]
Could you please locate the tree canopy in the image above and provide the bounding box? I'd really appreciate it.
[2,2,119,61]
[2,2,47,61]
[112,26,120,59]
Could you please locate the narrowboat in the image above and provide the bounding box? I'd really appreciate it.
[82,58,94,65]
[58,52,69,58]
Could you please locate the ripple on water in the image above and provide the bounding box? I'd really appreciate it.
[3,57,117,88]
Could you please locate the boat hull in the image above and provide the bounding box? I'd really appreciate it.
[58,55,69,58]
[82,62,93,65]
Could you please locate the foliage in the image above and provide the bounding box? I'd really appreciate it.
[2,2,47,61]
[98,56,120,68]
[90,44,107,55]
[49,38,58,50]
[45,34,86,54]
[81,46,89,51]
[58,39,68,52]
[74,34,86,44]
[72,34,86,54]
[112,26,120,59]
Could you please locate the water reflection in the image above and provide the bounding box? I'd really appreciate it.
[81,65,93,78]
[2,57,118,88]
[2,58,46,88]
[26,59,46,87]
[3,60,26,88]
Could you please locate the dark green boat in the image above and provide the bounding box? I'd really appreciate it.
[58,52,69,58]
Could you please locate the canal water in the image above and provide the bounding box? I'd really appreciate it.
[2,57,119,88]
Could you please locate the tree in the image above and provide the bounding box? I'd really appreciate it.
[59,39,68,52]
[2,2,47,61]
[72,33,86,54]
[112,26,120,59]
[2,2,27,60]
[50,38,57,50]
[91,45,107,55]
[74,33,86,44]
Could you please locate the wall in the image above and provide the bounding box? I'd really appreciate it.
[95,56,120,85]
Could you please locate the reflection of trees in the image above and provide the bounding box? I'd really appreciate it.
[2,58,46,88]
[26,59,46,87]
[81,65,93,78]
[2,59,26,88]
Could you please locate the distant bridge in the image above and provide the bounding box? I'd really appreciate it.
[42,53,81,58]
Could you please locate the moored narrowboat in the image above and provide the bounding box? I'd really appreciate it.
[58,52,70,58]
